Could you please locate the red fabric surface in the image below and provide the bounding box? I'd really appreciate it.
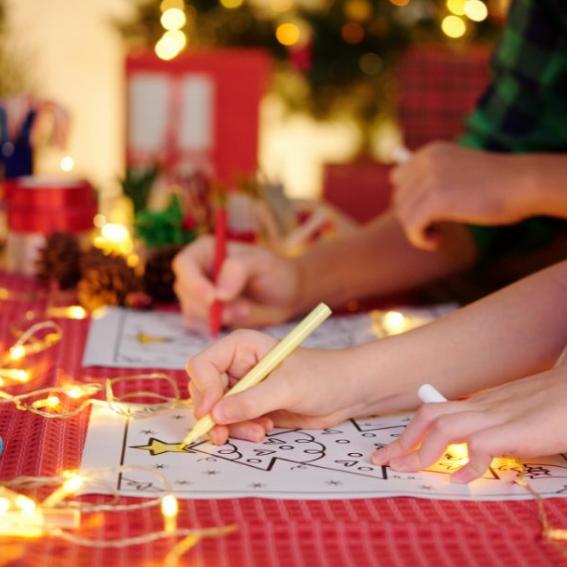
[0,274,566,566]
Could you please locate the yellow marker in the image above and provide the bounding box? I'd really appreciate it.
[181,303,332,448]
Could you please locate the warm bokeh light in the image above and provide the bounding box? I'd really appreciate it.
[101,223,129,243]
[62,473,83,493]
[15,495,37,515]
[65,386,85,399]
[343,0,373,21]
[446,0,466,16]
[161,494,179,533]
[269,0,293,12]
[341,22,365,44]
[0,498,10,514]
[8,345,26,361]
[160,8,186,31]
[275,22,301,46]
[382,311,408,335]
[45,395,61,409]
[220,0,244,8]
[464,0,488,22]
[59,155,75,172]
[441,15,467,38]
[447,443,469,461]
[65,306,88,320]
[389,0,410,6]
[155,30,187,60]
[0,369,30,383]
[359,52,382,75]
[160,0,184,11]
[93,213,106,228]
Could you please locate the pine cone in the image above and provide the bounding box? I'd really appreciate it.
[35,232,81,290]
[143,245,182,303]
[80,247,108,273]
[77,253,141,311]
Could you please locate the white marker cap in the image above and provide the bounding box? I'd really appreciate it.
[418,383,448,404]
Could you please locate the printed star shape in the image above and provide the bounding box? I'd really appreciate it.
[131,437,189,456]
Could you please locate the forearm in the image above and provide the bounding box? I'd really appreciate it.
[354,260,567,415]
[291,211,477,314]
[523,154,567,219]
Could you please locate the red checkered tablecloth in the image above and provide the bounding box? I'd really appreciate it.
[0,274,566,566]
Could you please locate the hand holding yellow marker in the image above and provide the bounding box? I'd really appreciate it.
[181,303,333,448]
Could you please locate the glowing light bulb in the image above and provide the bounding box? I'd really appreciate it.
[101,223,129,243]
[62,473,83,493]
[42,472,84,508]
[441,15,467,38]
[390,0,410,5]
[0,369,30,383]
[160,8,186,30]
[46,395,61,408]
[220,0,244,8]
[161,494,179,533]
[446,0,466,15]
[382,311,408,335]
[15,495,37,515]
[447,443,469,461]
[464,0,488,22]
[276,22,301,46]
[0,497,10,514]
[9,345,26,361]
[67,306,87,320]
[59,155,75,172]
[65,386,85,399]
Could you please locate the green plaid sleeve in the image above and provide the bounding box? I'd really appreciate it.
[457,0,567,260]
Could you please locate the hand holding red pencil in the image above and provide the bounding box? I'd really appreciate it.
[209,207,228,336]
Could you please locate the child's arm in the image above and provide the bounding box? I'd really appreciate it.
[372,364,567,482]
[187,260,567,444]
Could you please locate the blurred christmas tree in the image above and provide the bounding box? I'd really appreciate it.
[116,0,506,138]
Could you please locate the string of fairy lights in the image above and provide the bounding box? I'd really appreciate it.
[154,0,496,61]
[0,307,237,562]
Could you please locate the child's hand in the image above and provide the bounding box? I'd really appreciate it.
[187,330,373,445]
[173,236,301,330]
[371,366,567,483]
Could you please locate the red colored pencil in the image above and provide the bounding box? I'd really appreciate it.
[210,207,228,337]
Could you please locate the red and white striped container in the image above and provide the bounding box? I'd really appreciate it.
[5,176,97,275]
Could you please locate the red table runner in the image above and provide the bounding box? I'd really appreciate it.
[0,274,565,566]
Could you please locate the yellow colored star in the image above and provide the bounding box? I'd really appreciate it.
[131,437,189,456]
[136,332,173,344]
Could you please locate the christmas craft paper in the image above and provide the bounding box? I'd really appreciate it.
[80,402,567,501]
[82,306,454,370]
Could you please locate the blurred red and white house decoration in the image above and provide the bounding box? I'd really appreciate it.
[125,49,270,183]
